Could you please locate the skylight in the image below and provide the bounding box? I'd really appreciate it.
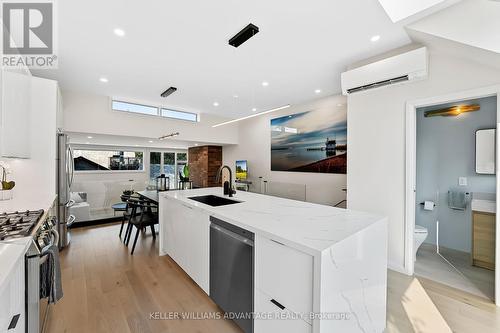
[377,0,447,22]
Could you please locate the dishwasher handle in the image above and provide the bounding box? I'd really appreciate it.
[210,223,254,246]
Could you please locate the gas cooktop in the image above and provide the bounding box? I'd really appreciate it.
[0,209,45,240]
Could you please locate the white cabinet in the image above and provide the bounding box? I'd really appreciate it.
[254,289,312,333]
[162,198,210,293]
[256,235,313,319]
[1,69,32,158]
[188,207,210,292]
[164,199,189,269]
[0,255,25,332]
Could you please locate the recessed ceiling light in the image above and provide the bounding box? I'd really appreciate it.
[113,28,125,37]
[337,103,344,107]
[370,35,381,42]
[148,140,153,143]
[233,95,239,98]
[213,102,219,107]
[99,77,108,83]
[262,81,269,87]
[87,136,93,139]
[252,107,257,112]
[195,143,199,146]
[315,89,321,94]
[85,142,90,144]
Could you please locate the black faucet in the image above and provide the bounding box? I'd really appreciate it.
[216,165,235,197]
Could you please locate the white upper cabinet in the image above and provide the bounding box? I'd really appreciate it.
[1,69,32,158]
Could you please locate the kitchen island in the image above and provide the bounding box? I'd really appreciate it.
[159,187,387,333]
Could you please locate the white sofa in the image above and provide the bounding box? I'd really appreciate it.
[69,192,90,222]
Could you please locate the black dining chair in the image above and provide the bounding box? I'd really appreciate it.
[118,193,141,239]
[124,199,159,255]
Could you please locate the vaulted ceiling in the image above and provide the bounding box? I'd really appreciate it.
[33,0,480,119]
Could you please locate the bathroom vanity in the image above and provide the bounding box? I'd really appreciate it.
[472,194,496,270]
[159,188,388,333]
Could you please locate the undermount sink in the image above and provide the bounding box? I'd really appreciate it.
[188,195,242,207]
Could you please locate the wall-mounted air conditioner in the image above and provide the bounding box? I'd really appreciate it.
[341,47,428,95]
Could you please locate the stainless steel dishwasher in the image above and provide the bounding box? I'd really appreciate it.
[210,216,254,333]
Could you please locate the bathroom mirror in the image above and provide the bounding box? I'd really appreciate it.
[475,128,496,175]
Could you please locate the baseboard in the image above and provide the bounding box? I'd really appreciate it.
[388,261,409,275]
[70,216,122,228]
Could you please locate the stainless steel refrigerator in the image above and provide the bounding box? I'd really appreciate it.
[56,132,75,248]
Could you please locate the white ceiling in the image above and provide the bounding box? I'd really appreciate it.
[31,0,416,118]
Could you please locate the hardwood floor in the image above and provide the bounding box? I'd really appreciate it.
[46,223,241,333]
[46,223,500,333]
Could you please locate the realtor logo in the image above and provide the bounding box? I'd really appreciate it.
[1,0,57,68]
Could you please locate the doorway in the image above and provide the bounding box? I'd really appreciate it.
[405,86,500,305]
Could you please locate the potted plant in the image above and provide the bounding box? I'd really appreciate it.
[178,164,192,189]
[0,161,15,200]
[181,164,190,181]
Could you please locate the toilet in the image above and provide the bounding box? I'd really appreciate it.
[414,225,429,261]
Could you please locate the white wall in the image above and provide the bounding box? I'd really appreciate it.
[62,90,239,145]
[223,95,347,206]
[347,50,500,271]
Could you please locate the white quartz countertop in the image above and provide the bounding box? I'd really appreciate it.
[0,237,32,288]
[471,199,496,214]
[161,188,386,255]
[0,192,56,213]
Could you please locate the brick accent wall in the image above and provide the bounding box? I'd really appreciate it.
[188,146,222,188]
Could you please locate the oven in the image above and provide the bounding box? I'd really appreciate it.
[25,216,59,333]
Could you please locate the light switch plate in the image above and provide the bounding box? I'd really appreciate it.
[458,177,467,186]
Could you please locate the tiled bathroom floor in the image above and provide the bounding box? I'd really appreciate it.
[415,243,495,301]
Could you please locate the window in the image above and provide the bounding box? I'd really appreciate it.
[111,100,198,122]
[148,151,188,189]
[177,152,187,161]
[161,108,198,122]
[112,100,158,116]
[163,152,176,185]
[150,152,162,180]
[74,149,144,171]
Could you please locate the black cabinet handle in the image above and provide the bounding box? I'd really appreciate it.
[8,314,20,330]
[270,299,285,310]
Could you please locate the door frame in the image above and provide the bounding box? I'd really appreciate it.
[405,84,500,305]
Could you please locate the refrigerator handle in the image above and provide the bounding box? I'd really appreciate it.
[65,147,71,189]
[68,145,75,188]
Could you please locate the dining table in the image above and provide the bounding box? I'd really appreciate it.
[137,190,159,204]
